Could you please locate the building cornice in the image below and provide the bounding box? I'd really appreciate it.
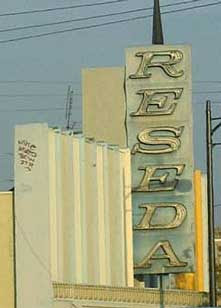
[53,283,208,306]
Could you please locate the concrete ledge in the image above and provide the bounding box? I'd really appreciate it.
[53,283,208,306]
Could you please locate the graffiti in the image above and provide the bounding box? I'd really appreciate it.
[17,140,37,172]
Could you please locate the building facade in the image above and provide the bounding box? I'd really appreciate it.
[0,41,212,308]
[0,192,15,308]
[14,123,134,308]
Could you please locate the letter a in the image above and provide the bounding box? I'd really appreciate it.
[135,241,187,269]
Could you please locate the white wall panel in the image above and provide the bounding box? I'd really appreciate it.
[78,135,88,283]
[84,139,100,284]
[96,143,107,285]
[54,131,64,282]
[49,128,59,282]
[15,123,53,308]
[15,123,133,298]
[107,146,126,286]
[119,149,134,287]
[61,133,75,282]
[72,135,84,283]
[102,143,111,285]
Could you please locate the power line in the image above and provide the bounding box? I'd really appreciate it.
[0,1,220,44]
[0,94,65,97]
[2,90,221,97]
[194,81,221,84]
[194,90,221,94]
[158,0,206,9]
[0,153,13,156]
[0,0,127,17]
[0,0,205,34]
[160,0,221,18]
[0,99,82,103]
[0,80,80,84]
[0,93,81,97]
[194,101,221,105]
[0,79,221,85]
[0,108,64,112]
[0,106,81,112]
[0,8,149,34]
[0,91,218,100]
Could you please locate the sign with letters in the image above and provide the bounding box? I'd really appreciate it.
[125,45,195,274]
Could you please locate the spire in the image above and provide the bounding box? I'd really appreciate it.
[152,0,164,44]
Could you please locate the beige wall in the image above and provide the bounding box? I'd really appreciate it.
[15,124,53,308]
[82,67,127,147]
[0,192,14,308]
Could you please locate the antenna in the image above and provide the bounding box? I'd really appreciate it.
[65,85,71,122]
[66,87,73,130]
[152,0,164,44]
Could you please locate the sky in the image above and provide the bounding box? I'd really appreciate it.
[0,0,220,223]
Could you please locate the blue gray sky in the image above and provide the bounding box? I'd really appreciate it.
[0,0,220,223]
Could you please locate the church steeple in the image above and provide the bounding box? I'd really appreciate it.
[152,0,164,44]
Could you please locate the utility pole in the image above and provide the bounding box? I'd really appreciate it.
[206,100,219,306]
